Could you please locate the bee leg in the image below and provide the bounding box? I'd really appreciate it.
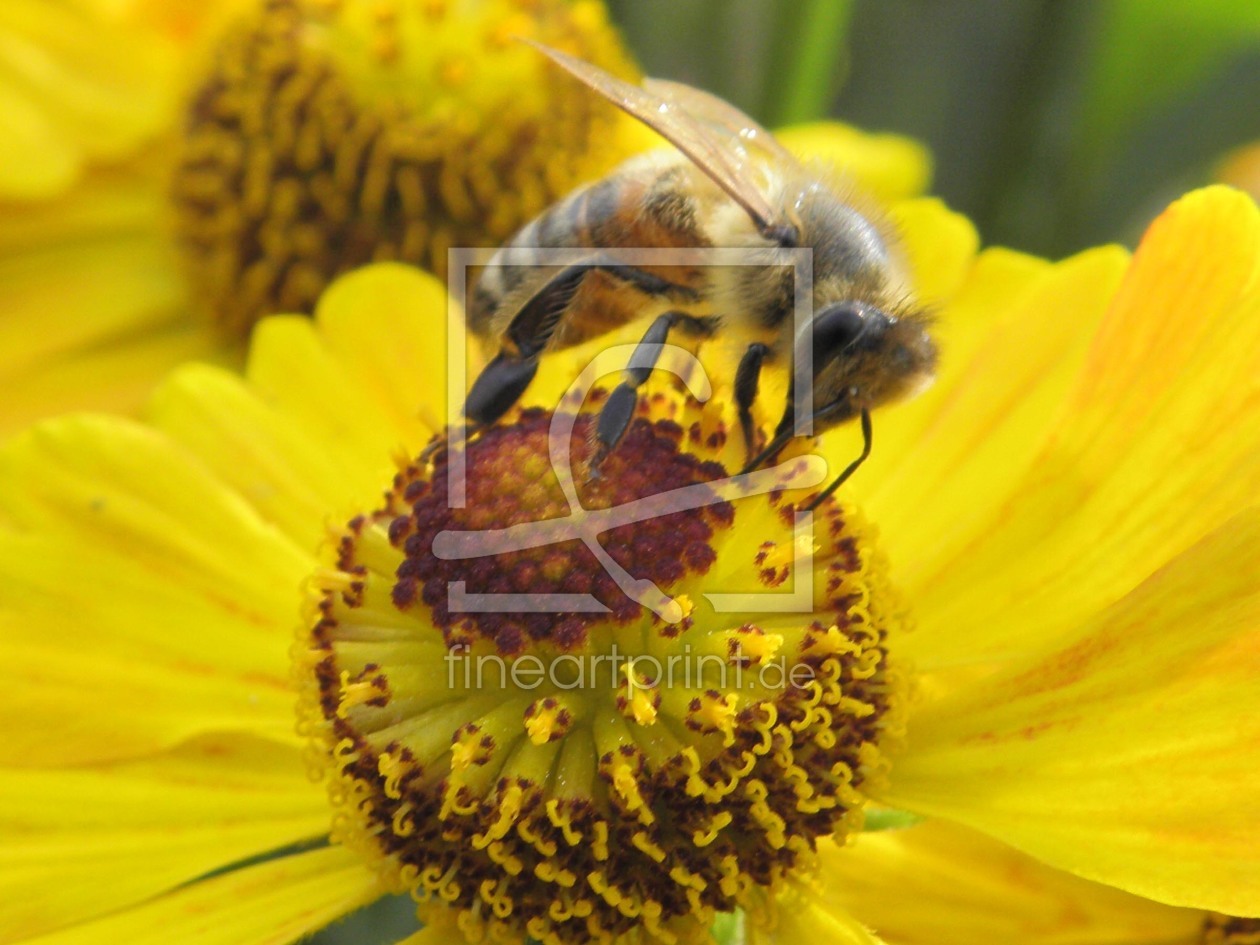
[733,342,771,465]
[500,259,701,360]
[591,262,702,304]
[739,384,796,474]
[500,260,699,361]
[464,351,542,427]
[466,262,700,432]
[801,408,872,512]
[593,310,712,471]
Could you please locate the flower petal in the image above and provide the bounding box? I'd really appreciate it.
[886,186,1260,670]
[3,320,227,439]
[878,509,1260,914]
[147,269,470,561]
[16,844,381,945]
[244,318,407,500]
[833,245,1037,498]
[776,122,933,203]
[748,883,884,945]
[147,364,370,555]
[0,416,310,764]
[311,263,465,442]
[888,196,980,309]
[852,243,1128,637]
[820,820,1201,945]
[0,0,175,197]
[0,168,228,435]
[0,76,76,197]
[0,733,329,943]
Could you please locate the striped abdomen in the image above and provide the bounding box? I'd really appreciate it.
[468,152,713,349]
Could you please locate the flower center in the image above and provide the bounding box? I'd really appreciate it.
[170,0,643,336]
[393,409,731,651]
[296,397,905,945]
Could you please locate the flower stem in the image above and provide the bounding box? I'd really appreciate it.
[764,0,854,126]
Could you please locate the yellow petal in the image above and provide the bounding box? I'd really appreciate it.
[0,414,310,604]
[879,509,1260,914]
[148,265,467,559]
[245,316,408,491]
[0,734,328,942]
[0,1,176,197]
[0,168,228,436]
[18,844,382,945]
[749,880,885,945]
[311,262,460,442]
[0,76,76,197]
[851,244,1129,652]
[0,173,181,371]
[905,186,1260,668]
[888,196,979,309]
[820,820,1202,945]
[236,266,458,531]
[147,364,369,554]
[776,121,933,203]
[0,599,296,768]
[0,416,310,764]
[844,246,1053,492]
[2,320,228,439]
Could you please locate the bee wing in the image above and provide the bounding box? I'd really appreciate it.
[526,40,789,239]
[641,76,797,166]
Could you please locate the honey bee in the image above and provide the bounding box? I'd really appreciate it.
[462,42,936,510]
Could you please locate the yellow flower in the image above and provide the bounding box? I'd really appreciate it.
[1,120,1257,943]
[0,0,656,435]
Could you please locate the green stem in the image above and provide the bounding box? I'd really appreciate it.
[764,0,854,126]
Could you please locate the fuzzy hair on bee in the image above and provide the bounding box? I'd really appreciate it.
[458,41,937,509]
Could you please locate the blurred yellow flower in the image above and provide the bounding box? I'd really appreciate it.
[0,0,655,435]
[1,164,1257,943]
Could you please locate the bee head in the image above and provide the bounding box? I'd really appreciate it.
[800,301,937,428]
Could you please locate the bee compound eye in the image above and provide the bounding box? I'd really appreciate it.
[808,303,869,364]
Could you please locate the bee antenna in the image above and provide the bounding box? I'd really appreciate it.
[801,409,872,513]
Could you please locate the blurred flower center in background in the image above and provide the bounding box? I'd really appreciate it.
[171,0,647,336]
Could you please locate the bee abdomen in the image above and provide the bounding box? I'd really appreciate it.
[469,175,639,336]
